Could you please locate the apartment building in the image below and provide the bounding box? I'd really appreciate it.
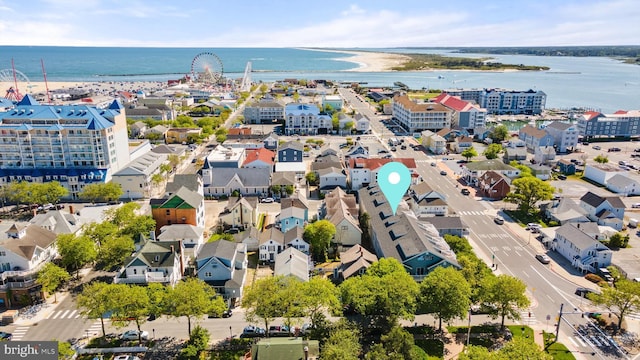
[243,99,285,124]
[577,110,640,139]
[0,96,130,199]
[432,93,487,130]
[284,104,332,135]
[392,95,452,133]
[444,88,546,115]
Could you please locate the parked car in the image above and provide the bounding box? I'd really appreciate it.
[527,223,542,233]
[593,145,601,150]
[430,162,436,167]
[208,309,232,318]
[121,330,149,341]
[0,331,12,340]
[400,145,407,150]
[240,325,266,338]
[114,356,141,360]
[557,175,567,180]
[632,203,640,209]
[440,170,447,176]
[461,188,470,195]
[261,197,275,203]
[575,287,600,298]
[494,216,505,225]
[535,254,551,264]
[268,325,293,337]
[300,323,315,335]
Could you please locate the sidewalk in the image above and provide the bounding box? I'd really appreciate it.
[13,290,69,326]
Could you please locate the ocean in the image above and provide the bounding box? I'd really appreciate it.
[0,46,639,113]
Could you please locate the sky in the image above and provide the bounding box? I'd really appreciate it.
[0,0,638,48]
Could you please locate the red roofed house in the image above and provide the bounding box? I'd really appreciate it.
[242,148,275,169]
[228,127,252,137]
[392,94,452,133]
[432,93,487,130]
[477,170,511,200]
[348,158,418,190]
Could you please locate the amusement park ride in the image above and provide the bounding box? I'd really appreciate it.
[1,58,52,103]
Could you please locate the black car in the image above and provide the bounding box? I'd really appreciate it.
[557,174,567,180]
[240,325,266,338]
[0,331,12,340]
[461,188,470,195]
[208,309,232,318]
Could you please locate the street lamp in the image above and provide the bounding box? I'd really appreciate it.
[229,326,232,340]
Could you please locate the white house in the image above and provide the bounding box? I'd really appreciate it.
[112,151,168,199]
[583,164,626,186]
[114,240,184,286]
[605,174,640,196]
[274,247,309,282]
[219,196,259,230]
[347,158,418,190]
[258,227,284,263]
[579,191,625,230]
[157,224,205,259]
[318,167,348,193]
[410,182,448,216]
[284,227,309,254]
[544,121,579,153]
[355,114,371,134]
[552,223,612,273]
[421,130,446,155]
[323,188,361,249]
[462,160,520,186]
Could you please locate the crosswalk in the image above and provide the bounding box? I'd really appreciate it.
[85,320,103,337]
[520,311,538,325]
[458,210,487,216]
[11,326,29,341]
[45,309,82,320]
[479,233,514,241]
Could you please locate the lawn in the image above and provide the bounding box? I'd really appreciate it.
[543,332,576,360]
[507,325,534,342]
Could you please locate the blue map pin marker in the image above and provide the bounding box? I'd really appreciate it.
[378,162,411,215]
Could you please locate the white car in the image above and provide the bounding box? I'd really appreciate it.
[632,203,640,209]
[261,197,275,203]
[114,356,141,360]
[121,330,149,341]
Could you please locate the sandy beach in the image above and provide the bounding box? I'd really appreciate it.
[0,80,167,98]
[301,48,410,72]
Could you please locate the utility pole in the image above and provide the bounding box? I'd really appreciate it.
[555,303,563,341]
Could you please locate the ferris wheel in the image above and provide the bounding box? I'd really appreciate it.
[191,52,224,85]
[0,68,30,101]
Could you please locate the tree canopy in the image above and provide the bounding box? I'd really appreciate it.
[419,266,471,330]
[480,274,530,330]
[490,125,509,143]
[79,182,123,203]
[504,176,554,214]
[36,263,70,303]
[56,233,97,276]
[483,143,503,160]
[166,278,225,335]
[303,220,336,261]
[461,147,478,161]
[589,279,640,331]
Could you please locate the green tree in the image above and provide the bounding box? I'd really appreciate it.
[608,232,630,248]
[480,274,530,330]
[321,327,361,360]
[340,258,419,331]
[305,172,318,185]
[216,134,227,143]
[82,221,119,245]
[56,234,97,277]
[303,220,336,261]
[38,181,68,205]
[490,125,509,143]
[36,263,70,303]
[97,235,134,270]
[419,267,471,331]
[271,184,281,196]
[594,154,609,164]
[483,143,503,160]
[499,338,552,360]
[167,154,181,171]
[76,282,116,337]
[147,283,170,318]
[79,182,123,203]
[299,277,340,328]
[180,325,210,360]
[112,284,150,343]
[379,326,420,360]
[104,202,156,238]
[56,340,75,360]
[243,276,286,332]
[589,279,640,331]
[504,176,554,215]
[166,278,224,335]
[509,160,533,178]
[284,185,295,196]
[461,147,478,161]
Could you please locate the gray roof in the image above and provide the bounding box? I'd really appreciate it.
[317,167,345,177]
[125,240,181,268]
[279,141,304,152]
[29,210,87,234]
[157,224,203,240]
[114,151,167,176]
[166,174,202,194]
[607,174,637,188]
[545,121,573,131]
[259,226,284,245]
[580,191,625,209]
[358,185,459,268]
[271,171,297,186]
[555,223,601,249]
[174,186,204,208]
[0,224,57,260]
[274,247,309,281]
[284,226,305,244]
[197,239,238,262]
[419,216,466,230]
[211,168,271,187]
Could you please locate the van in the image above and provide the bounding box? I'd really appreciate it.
[629,219,638,228]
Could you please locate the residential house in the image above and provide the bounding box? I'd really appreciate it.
[334,245,377,282]
[165,128,202,144]
[237,226,260,252]
[277,141,304,162]
[284,103,332,135]
[219,196,259,230]
[557,159,576,175]
[150,186,205,232]
[544,121,579,153]
[277,197,309,233]
[203,167,270,198]
[157,224,205,259]
[355,114,371,134]
[112,151,168,199]
[462,160,520,186]
[258,227,285,263]
[552,223,612,273]
[322,188,362,249]
[0,224,58,306]
[311,154,343,173]
[437,128,467,142]
[452,135,474,154]
[343,143,367,160]
[203,145,246,169]
[409,182,448,216]
[419,216,468,238]
[165,174,204,197]
[392,94,452,133]
[284,227,309,254]
[242,148,275,169]
[317,167,348,193]
[322,94,343,111]
[318,146,339,158]
[271,172,297,188]
[519,125,555,153]
[130,121,148,138]
[262,133,279,150]
[274,247,309,282]
[477,171,511,200]
[358,186,460,281]
[347,158,418,190]
[579,191,625,230]
[606,174,640,196]
[29,211,88,235]
[543,197,589,225]
[534,146,556,165]
[338,114,355,135]
[502,147,528,164]
[528,164,552,180]
[195,240,247,305]
[432,93,487,130]
[421,130,446,155]
[145,125,168,139]
[114,239,184,286]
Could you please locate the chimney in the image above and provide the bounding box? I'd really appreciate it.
[149,230,156,241]
[304,345,309,360]
[69,205,74,214]
[170,245,175,253]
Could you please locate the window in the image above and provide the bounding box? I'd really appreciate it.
[205,272,212,277]
[0,251,5,256]
[166,209,171,215]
